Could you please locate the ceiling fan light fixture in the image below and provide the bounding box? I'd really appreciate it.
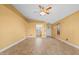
[40,12,46,16]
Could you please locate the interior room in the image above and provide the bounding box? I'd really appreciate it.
[0,4,79,55]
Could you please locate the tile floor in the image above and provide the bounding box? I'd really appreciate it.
[0,37,79,55]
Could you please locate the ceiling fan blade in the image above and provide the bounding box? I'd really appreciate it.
[46,12,49,14]
[39,5,44,9]
[46,6,52,10]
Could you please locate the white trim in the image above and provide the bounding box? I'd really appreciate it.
[57,37,79,49]
[27,36,35,38]
[0,36,28,53]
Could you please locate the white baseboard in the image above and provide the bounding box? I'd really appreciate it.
[0,36,28,53]
[26,36,35,38]
[57,37,79,49]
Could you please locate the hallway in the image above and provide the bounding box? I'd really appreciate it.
[0,37,79,55]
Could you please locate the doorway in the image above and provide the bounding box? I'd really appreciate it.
[57,23,61,36]
[46,24,52,37]
[36,24,42,37]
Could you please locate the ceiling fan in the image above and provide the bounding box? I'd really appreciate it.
[39,5,52,16]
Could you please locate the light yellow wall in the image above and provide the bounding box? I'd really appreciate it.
[0,5,29,49]
[51,11,79,45]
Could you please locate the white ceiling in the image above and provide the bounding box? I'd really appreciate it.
[13,4,79,24]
